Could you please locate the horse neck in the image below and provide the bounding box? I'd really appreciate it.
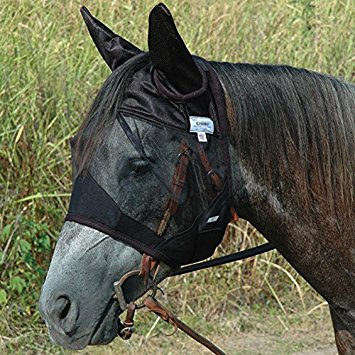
[214,60,353,234]
[229,133,355,305]
[225,91,354,309]
[228,146,298,244]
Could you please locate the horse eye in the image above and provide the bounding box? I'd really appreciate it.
[129,159,150,177]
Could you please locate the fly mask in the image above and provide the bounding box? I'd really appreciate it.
[66,54,233,269]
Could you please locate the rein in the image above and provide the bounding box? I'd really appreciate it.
[172,242,275,276]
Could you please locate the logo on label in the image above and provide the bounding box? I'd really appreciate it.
[189,116,214,135]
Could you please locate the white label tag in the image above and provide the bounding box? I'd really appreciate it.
[189,116,214,134]
[197,132,207,142]
[207,215,219,223]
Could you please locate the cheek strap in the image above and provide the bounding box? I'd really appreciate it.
[156,141,190,236]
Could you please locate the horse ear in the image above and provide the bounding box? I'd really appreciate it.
[80,7,142,71]
[148,3,202,94]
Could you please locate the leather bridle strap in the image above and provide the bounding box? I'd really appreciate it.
[139,253,160,286]
[119,302,136,340]
[157,139,239,238]
[197,143,222,189]
[171,242,275,276]
[156,141,190,236]
[197,142,239,222]
[144,296,225,355]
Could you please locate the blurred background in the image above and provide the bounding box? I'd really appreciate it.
[0,0,353,353]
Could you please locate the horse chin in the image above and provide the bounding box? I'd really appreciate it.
[89,301,122,346]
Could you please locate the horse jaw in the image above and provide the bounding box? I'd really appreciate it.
[39,221,172,349]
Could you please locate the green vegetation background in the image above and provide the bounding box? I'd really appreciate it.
[0,0,353,353]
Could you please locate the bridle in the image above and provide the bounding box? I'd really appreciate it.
[114,245,274,354]
[112,137,275,354]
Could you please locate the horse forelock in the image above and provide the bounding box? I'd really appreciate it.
[212,61,354,217]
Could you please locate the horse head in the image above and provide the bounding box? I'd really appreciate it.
[39,4,232,349]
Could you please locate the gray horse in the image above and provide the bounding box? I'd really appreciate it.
[39,4,354,354]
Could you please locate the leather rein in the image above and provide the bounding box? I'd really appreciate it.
[112,139,275,354]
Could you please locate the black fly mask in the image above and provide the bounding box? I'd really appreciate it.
[66,6,233,269]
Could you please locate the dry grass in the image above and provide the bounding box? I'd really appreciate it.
[0,0,353,353]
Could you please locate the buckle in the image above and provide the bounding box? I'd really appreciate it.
[119,325,135,340]
[113,270,158,310]
[207,169,222,189]
[113,270,141,310]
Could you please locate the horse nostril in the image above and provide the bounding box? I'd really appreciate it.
[52,295,78,335]
[58,296,71,320]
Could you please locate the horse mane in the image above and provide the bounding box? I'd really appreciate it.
[211,61,354,215]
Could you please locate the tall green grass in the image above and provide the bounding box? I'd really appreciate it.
[0,0,353,352]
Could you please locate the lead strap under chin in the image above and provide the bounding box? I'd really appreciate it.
[118,259,225,354]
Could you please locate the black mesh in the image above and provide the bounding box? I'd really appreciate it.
[66,59,232,268]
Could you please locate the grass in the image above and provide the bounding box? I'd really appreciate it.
[0,0,353,353]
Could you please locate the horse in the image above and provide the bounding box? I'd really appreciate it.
[39,4,354,354]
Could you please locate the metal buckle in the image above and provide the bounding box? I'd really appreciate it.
[113,270,158,310]
[120,326,135,335]
[207,168,218,178]
[207,169,222,189]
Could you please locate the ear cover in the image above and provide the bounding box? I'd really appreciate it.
[80,6,142,71]
[148,3,203,94]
